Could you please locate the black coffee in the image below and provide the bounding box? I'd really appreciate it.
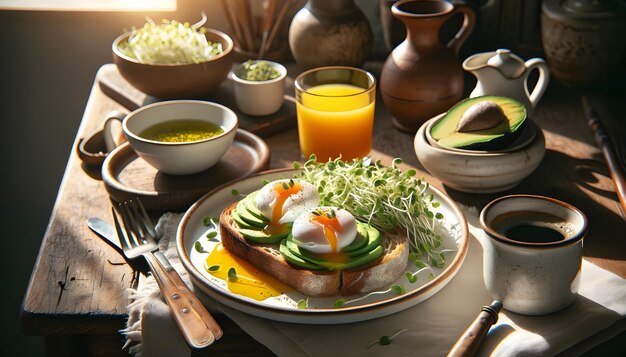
[491,211,574,243]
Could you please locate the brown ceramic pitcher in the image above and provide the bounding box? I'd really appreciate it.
[381,0,475,133]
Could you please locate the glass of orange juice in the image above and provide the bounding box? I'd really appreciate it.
[295,66,376,162]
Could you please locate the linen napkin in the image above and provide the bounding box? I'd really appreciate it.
[123,209,626,356]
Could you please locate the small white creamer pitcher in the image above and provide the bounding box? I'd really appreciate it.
[463,49,549,116]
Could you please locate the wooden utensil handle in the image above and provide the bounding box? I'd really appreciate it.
[144,252,223,349]
[447,300,501,357]
[582,96,626,218]
[447,311,494,357]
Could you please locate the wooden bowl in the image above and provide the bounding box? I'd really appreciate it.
[112,28,234,99]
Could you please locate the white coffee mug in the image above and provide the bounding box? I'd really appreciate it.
[479,195,588,315]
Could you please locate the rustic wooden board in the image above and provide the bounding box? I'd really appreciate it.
[98,64,297,138]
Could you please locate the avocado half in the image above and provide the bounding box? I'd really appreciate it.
[430,96,526,150]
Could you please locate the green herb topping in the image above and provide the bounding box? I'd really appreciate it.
[208,265,220,272]
[366,329,408,349]
[236,60,281,81]
[297,298,309,309]
[296,156,445,261]
[332,284,406,308]
[194,241,208,253]
[118,13,223,65]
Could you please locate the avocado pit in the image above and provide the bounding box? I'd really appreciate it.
[429,95,527,150]
[457,101,505,132]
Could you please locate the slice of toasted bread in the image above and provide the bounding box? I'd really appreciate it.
[219,201,409,297]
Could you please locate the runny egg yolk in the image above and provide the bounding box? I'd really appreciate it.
[264,181,301,235]
[312,212,342,253]
[292,207,357,257]
[256,179,320,227]
[312,211,350,264]
[205,243,292,301]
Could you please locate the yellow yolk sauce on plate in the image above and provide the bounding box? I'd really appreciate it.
[205,243,292,300]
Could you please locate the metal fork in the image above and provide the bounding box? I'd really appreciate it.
[112,199,223,349]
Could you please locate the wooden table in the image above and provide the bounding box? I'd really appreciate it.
[21,65,626,356]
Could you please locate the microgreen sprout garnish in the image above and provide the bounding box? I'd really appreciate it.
[231,189,241,196]
[262,179,270,185]
[406,263,436,284]
[208,265,220,272]
[194,241,208,253]
[366,329,408,349]
[119,13,223,65]
[237,60,281,81]
[227,267,238,281]
[202,215,219,227]
[404,253,438,283]
[206,231,219,241]
[297,298,309,309]
[311,208,336,219]
[333,284,406,308]
[296,156,446,263]
[333,299,346,308]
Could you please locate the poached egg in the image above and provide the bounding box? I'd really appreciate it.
[255,179,319,225]
[292,207,357,254]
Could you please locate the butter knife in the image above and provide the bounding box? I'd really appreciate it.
[87,217,122,250]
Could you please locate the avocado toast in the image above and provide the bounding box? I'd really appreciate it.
[218,184,409,297]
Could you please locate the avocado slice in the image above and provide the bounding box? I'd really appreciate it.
[341,223,369,253]
[232,210,259,230]
[279,240,325,270]
[290,241,383,271]
[430,96,526,150]
[235,199,267,228]
[344,225,381,258]
[234,191,296,244]
[242,191,268,221]
[239,228,289,244]
[283,224,384,270]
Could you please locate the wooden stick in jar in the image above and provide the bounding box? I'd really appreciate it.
[258,0,277,59]
[238,0,256,52]
[263,0,293,56]
[582,96,626,218]
[220,0,244,49]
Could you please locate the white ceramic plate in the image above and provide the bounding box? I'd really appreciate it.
[177,169,469,324]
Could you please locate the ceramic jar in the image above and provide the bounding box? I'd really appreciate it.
[541,0,626,87]
[288,0,373,70]
[381,0,475,133]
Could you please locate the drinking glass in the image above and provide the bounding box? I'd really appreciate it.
[294,66,376,162]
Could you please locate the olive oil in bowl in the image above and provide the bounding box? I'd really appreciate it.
[139,119,224,143]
